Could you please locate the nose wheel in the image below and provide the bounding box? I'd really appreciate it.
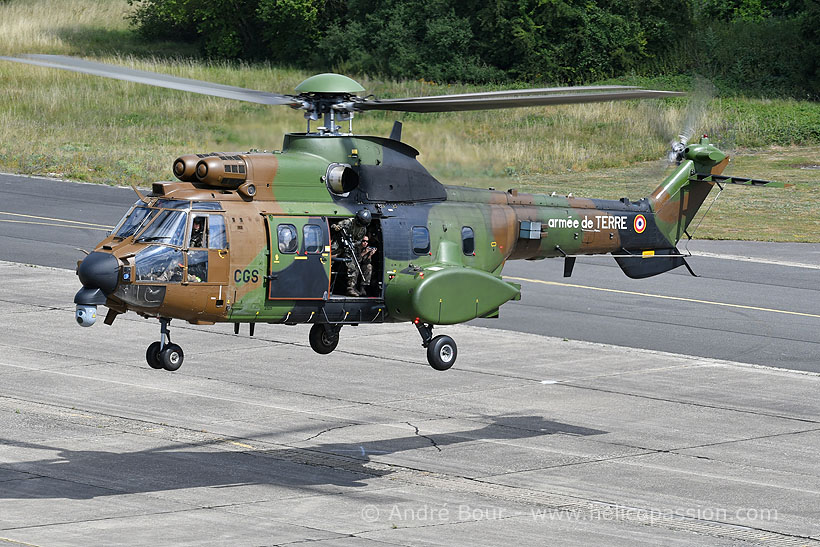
[146,318,184,371]
[415,322,457,371]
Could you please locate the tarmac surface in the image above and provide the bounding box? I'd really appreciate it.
[1,261,820,546]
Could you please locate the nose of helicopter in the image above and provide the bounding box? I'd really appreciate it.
[74,252,120,326]
[77,251,120,294]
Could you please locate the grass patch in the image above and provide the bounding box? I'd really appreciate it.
[0,0,818,241]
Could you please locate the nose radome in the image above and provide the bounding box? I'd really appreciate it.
[77,252,120,294]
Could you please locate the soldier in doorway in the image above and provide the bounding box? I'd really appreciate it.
[355,234,376,296]
[331,210,371,296]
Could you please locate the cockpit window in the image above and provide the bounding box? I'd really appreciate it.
[135,246,184,282]
[189,214,227,249]
[190,215,208,248]
[192,201,223,210]
[137,210,187,246]
[154,199,190,209]
[113,206,158,239]
[208,215,227,249]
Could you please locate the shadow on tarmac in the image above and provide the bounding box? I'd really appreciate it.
[0,416,606,499]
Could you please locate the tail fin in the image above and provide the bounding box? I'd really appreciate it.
[649,136,728,245]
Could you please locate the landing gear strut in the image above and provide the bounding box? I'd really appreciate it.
[309,323,341,354]
[415,322,457,371]
[146,318,184,371]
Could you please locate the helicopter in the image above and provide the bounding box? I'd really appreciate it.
[1,54,782,372]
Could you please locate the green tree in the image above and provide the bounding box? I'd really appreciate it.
[318,0,502,82]
[801,0,820,95]
[127,0,816,97]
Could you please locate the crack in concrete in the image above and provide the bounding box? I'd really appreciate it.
[406,422,441,452]
[300,423,359,443]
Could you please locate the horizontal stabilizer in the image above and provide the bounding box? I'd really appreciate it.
[690,173,788,188]
[614,248,686,279]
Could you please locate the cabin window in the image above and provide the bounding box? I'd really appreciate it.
[412,226,430,255]
[303,224,323,254]
[462,226,475,255]
[277,224,298,253]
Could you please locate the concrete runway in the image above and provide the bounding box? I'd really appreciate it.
[1,173,819,545]
[1,261,820,545]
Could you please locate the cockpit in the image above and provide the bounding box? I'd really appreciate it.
[111,199,227,284]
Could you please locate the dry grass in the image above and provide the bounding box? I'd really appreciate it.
[0,0,129,54]
[0,0,818,241]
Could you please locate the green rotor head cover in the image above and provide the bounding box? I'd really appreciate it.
[295,73,365,94]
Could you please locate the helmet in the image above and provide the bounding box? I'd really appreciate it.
[355,209,372,226]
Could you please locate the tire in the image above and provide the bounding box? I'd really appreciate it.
[160,343,184,371]
[309,324,339,354]
[146,341,163,369]
[427,335,457,371]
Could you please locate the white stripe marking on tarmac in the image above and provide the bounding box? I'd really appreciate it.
[688,250,820,270]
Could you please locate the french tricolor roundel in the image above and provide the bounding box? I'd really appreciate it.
[634,214,647,234]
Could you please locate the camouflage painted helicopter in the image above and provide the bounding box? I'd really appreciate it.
[2,54,780,372]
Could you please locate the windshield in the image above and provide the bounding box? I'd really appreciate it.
[137,210,188,246]
[113,205,158,239]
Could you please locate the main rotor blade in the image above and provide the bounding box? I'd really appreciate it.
[0,54,301,106]
[357,90,684,113]
[377,85,638,103]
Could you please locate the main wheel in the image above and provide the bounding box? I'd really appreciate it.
[146,341,163,369]
[309,324,339,354]
[427,335,457,371]
[160,343,184,371]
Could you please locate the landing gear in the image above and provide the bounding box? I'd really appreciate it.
[146,342,163,369]
[160,343,184,371]
[427,335,457,371]
[145,318,184,371]
[309,323,341,354]
[415,322,457,371]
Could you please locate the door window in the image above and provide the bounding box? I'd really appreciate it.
[278,224,298,253]
[187,250,209,282]
[190,215,208,248]
[303,224,323,254]
[209,215,227,249]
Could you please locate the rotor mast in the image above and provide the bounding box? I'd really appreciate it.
[293,73,364,136]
